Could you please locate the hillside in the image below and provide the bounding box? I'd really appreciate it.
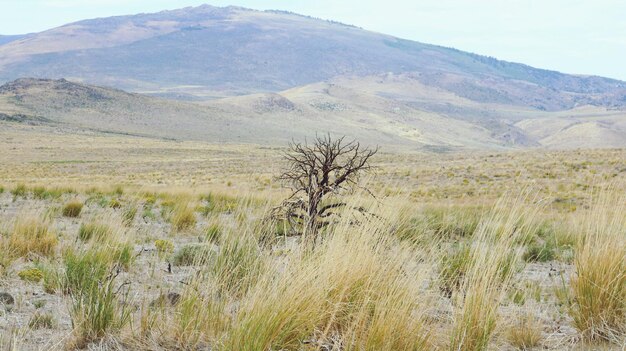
[0,35,25,46]
[0,4,625,111]
[0,77,494,148]
[1,77,625,149]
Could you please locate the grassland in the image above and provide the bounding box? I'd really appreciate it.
[0,123,625,350]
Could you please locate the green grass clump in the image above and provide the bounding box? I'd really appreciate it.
[30,186,69,200]
[439,243,472,296]
[143,193,157,206]
[108,199,122,209]
[428,207,482,237]
[47,187,74,199]
[142,207,156,221]
[78,222,112,242]
[212,233,263,297]
[11,184,27,198]
[32,186,47,199]
[62,201,84,218]
[18,268,44,283]
[205,223,222,244]
[523,240,555,262]
[113,186,124,196]
[155,239,174,257]
[63,249,110,294]
[122,206,137,226]
[112,244,134,270]
[172,244,212,266]
[63,248,130,346]
[40,263,63,294]
[170,203,197,231]
[395,206,483,244]
[199,193,238,214]
[29,312,56,329]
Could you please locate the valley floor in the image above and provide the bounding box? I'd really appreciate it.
[0,122,624,350]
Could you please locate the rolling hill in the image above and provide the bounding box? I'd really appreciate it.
[1,77,624,150]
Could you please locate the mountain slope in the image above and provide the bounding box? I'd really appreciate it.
[0,5,625,110]
[0,35,25,46]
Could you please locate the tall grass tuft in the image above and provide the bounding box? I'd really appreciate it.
[8,215,57,257]
[224,201,432,350]
[64,248,131,347]
[569,191,626,343]
[211,231,264,297]
[11,184,27,199]
[78,221,112,242]
[163,196,197,231]
[448,196,540,351]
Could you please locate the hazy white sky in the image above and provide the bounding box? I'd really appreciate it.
[1,0,625,80]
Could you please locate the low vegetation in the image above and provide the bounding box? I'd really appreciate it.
[7,215,57,257]
[506,313,543,350]
[62,201,84,218]
[0,141,624,350]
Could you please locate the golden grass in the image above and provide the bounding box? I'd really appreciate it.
[1,132,625,350]
[6,215,57,257]
[506,313,543,350]
[223,202,433,350]
[569,190,626,343]
[448,196,541,351]
[162,195,197,232]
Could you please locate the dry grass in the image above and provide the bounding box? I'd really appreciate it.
[2,179,624,350]
[163,196,197,232]
[448,196,542,351]
[1,129,625,350]
[222,201,433,351]
[506,313,543,350]
[569,190,626,343]
[6,215,57,257]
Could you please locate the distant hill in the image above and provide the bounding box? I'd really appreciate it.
[1,77,625,149]
[0,4,625,111]
[0,35,25,46]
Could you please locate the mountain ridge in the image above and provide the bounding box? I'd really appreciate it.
[0,4,624,110]
[0,5,624,150]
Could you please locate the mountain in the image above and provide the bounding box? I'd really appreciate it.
[0,5,624,150]
[0,35,25,46]
[0,4,625,110]
[1,77,625,150]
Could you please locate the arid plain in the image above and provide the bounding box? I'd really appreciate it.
[0,121,624,350]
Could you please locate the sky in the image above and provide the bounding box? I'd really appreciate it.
[0,0,625,80]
